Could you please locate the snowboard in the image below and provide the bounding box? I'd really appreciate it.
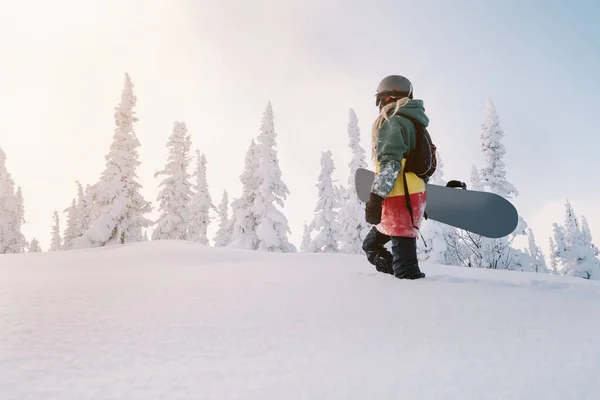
[355,168,518,238]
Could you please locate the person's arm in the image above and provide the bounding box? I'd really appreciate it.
[371,116,408,198]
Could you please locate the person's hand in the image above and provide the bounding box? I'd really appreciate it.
[365,193,384,224]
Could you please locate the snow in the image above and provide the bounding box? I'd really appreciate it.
[2,240,600,399]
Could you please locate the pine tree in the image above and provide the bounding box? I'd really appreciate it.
[461,102,525,270]
[308,151,341,253]
[581,216,599,256]
[50,211,63,251]
[549,201,600,279]
[75,182,92,239]
[73,73,152,248]
[188,151,213,245]
[28,238,42,253]
[0,147,26,254]
[478,101,518,199]
[300,221,312,252]
[153,121,193,241]
[63,198,79,250]
[526,228,548,273]
[252,102,296,252]
[229,140,260,250]
[339,109,371,254]
[470,166,484,191]
[213,190,232,247]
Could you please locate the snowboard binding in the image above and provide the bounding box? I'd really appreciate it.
[446,180,467,190]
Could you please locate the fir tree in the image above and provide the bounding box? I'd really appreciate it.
[213,190,232,247]
[188,151,213,245]
[339,109,371,254]
[0,147,26,253]
[153,121,193,241]
[526,228,548,273]
[229,140,260,250]
[63,198,79,250]
[460,102,525,270]
[28,238,42,253]
[549,200,600,279]
[75,182,92,239]
[252,102,296,252]
[73,73,152,248]
[581,216,599,256]
[300,221,312,252]
[308,151,341,253]
[50,211,63,251]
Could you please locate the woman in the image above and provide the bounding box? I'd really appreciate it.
[363,75,429,280]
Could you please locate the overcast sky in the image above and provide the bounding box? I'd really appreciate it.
[1,0,599,254]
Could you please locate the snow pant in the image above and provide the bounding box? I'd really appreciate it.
[363,226,423,278]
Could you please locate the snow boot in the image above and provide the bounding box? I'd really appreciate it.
[391,237,425,280]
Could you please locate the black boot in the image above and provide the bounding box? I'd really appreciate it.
[362,226,393,275]
[391,237,425,280]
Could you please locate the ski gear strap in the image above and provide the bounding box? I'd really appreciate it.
[402,168,427,248]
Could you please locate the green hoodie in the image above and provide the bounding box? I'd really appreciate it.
[371,99,430,198]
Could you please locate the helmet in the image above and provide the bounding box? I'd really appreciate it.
[375,75,413,106]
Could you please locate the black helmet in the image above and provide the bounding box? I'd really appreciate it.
[375,75,413,106]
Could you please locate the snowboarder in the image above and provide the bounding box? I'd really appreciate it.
[363,75,430,279]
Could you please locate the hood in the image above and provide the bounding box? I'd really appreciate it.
[395,99,429,127]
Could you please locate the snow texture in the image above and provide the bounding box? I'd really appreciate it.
[188,151,213,245]
[72,73,152,248]
[338,109,371,254]
[2,240,600,400]
[152,121,193,241]
[251,102,296,252]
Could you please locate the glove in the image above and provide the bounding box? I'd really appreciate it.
[365,193,384,224]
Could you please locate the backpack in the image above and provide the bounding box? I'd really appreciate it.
[397,114,437,246]
[401,115,437,179]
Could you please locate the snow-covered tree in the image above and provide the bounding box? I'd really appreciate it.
[75,182,92,239]
[251,102,296,252]
[50,211,63,251]
[549,200,600,279]
[470,166,484,191]
[213,190,232,247]
[28,238,42,253]
[339,108,371,254]
[457,102,525,270]
[63,198,79,250]
[0,147,26,254]
[229,140,260,250]
[478,101,518,199]
[581,216,599,256]
[307,151,341,253]
[300,221,312,252]
[526,228,548,273]
[73,73,152,248]
[152,121,193,241]
[188,151,213,245]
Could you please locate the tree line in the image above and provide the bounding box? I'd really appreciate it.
[1,73,598,280]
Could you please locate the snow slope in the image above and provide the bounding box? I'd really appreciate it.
[2,241,600,400]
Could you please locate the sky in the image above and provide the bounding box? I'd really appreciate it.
[0,0,599,256]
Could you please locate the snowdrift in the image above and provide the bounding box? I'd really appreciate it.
[2,240,600,399]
